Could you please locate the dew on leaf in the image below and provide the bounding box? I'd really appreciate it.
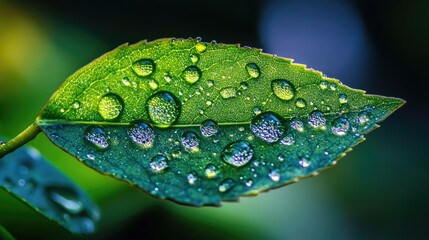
[195,42,207,53]
[250,112,285,143]
[331,117,350,136]
[181,131,200,152]
[207,80,214,87]
[271,79,295,101]
[329,83,337,91]
[308,111,326,128]
[146,91,180,128]
[84,126,110,150]
[269,169,280,182]
[182,66,201,84]
[187,172,197,185]
[122,77,131,86]
[98,93,124,120]
[358,111,370,125]
[252,106,262,116]
[245,63,260,78]
[132,59,155,76]
[295,98,306,108]
[221,141,254,167]
[148,79,159,90]
[200,119,219,137]
[299,159,311,168]
[204,164,217,179]
[319,81,328,90]
[190,54,199,63]
[150,154,169,173]
[128,120,156,148]
[290,118,304,132]
[219,178,235,192]
[280,132,295,146]
[339,94,348,104]
[220,87,237,99]
[45,186,84,215]
[72,101,81,109]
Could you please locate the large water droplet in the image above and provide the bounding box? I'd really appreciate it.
[98,93,124,120]
[84,126,110,150]
[219,178,235,192]
[221,141,254,167]
[331,117,350,136]
[150,154,169,173]
[245,63,260,78]
[200,119,219,137]
[271,79,295,101]
[220,87,237,99]
[128,120,155,148]
[45,186,84,215]
[132,59,155,76]
[182,66,201,84]
[147,91,180,128]
[181,131,200,152]
[308,111,326,128]
[204,164,217,179]
[250,112,285,143]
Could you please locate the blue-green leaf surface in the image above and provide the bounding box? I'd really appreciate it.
[37,38,404,206]
[0,138,100,234]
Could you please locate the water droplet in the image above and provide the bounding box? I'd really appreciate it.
[98,93,124,120]
[187,172,197,185]
[204,164,217,179]
[252,106,262,116]
[245,63,260,78]
[220,87,237,99]
[221,141,254,167]
[122,77,131,86]
[132,59,155,76]
[295,98,306,108]
[319,81,328,90]
[339,94,348,104]
[46,186,84,214]
[269,169,280,182]
[181,131,200,152]
[148,79,159,90]
[146,91,180,128]
[299,159,311,168]
[182,66,201,84]
[60,108,65,113]
[308,111,326,128]
[200,119,219,137]
[190,54,199,63]
[164,74,173,83]
[290,118,304,132]
[150,154,169,173]
[18,178,26,187]
[271,79,295,101]
[250,112,285,143]
[358,111,370,125]
[240,82,249,89]
[195,42,207,53]
[128,120,155,148]
[331,117,350,136]
[84,126,110,150]
[280,132,295,146]
[245,179,253,187]
[206,100,212,106]
[72,101,81,109]
[219,178,235,192]
[207,80,214,87]
[277,154,285,161]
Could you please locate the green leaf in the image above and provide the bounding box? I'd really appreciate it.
[0,225,16,240]
[36,38,404,206]
[0,138,100,234]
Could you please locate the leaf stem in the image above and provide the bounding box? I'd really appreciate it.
[0,122,41,158]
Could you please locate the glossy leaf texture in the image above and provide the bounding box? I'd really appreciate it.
[37,38,404,206]
[0,138,100,234]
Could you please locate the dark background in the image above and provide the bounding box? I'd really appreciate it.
[0,0,427,239]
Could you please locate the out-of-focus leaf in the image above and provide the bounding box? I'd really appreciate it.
[0,225,15,240]
[37,38,404,206]
[0,138,100,234]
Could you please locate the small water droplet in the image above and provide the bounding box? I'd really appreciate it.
[269,169,280,182]
[98,93,124,120]
[72,101,81,109]
[146,91,180,128]
[46,186,84,214]
[331,117,350,136]
[245,179,253,187]
[132,59,155,76]
[295,98,306,108]
[221,141,254,167]
[219,178,235,192]
[181,131,200,152]
[18,178,26,187]
[207,80,214,87]
[308,111,326,128]
[299,159,311,168]
[277,154,285,162]
[60,108,65,113]
[182,66,201,84]
[252,106,262,116]
[148,79,159,90]
[84,126,110,150]
[358,111,370,125]
[187,172,197,185]
[245,63,260,78]
[204,164,217,179]
[200,119,219,137]
[190,54,199,63]
[339,94,348,104]
[164,74,173,83]
[220,87,237,99]
[250,112,285,143]
[319,81,328,90]
[206,100,212,106]
[150,154,169,173]
[329,83,337,91]
[195,42,207,53]
[290,118,304,132]
[280,132,295,146]
[122,77,131,86]
[128,120,156,148]
[240,82,249,89]
[271,79,295,101]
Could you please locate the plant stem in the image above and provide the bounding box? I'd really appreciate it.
[0,122,41,158]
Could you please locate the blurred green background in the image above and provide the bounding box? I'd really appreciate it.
[0,0,426,239]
